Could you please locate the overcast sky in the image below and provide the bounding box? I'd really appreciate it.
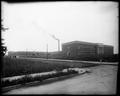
[2,1,118,53]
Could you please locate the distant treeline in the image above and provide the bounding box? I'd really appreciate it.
[8,51,119,62]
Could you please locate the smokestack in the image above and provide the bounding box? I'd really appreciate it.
[50,35,60,52]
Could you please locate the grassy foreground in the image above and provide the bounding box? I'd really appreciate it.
[2,57,71,78]
[2,56,97,78]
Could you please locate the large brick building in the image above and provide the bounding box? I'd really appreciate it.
[62,41,113,60]
[8,41,114,61]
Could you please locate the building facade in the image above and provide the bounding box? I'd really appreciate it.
[62,41,113,61]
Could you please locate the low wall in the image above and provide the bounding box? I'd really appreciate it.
[2,73,79,93]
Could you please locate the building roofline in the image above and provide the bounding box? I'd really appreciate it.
[62,41,102,46]
[103,45,113,47]
[62,41,114,48]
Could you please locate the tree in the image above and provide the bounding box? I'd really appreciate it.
[1,19,8,56]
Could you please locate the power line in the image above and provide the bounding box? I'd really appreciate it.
[32,21,60,51]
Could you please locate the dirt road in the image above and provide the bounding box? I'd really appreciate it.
[4,65,117,95]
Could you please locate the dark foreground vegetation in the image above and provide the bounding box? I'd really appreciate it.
[2,57,70,77]
[2,57,97,78]
[1,70,78,87]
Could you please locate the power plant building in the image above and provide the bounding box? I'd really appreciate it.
[62,41,113,60]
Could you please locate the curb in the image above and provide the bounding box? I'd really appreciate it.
[2,73,80,93]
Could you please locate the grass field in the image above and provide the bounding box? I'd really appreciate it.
[2,57,97,78]
[2,57,72,78]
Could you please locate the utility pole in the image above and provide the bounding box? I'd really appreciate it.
[46,44,48,59]
[26,49,27,57]
[58,39,60,52]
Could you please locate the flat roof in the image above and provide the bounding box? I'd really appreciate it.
[62,41,103,46]
[62,41,113,48]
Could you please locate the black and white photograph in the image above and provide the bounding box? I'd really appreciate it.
[1,1,118,95]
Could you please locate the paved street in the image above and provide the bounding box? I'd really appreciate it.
[4,65,117,95]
